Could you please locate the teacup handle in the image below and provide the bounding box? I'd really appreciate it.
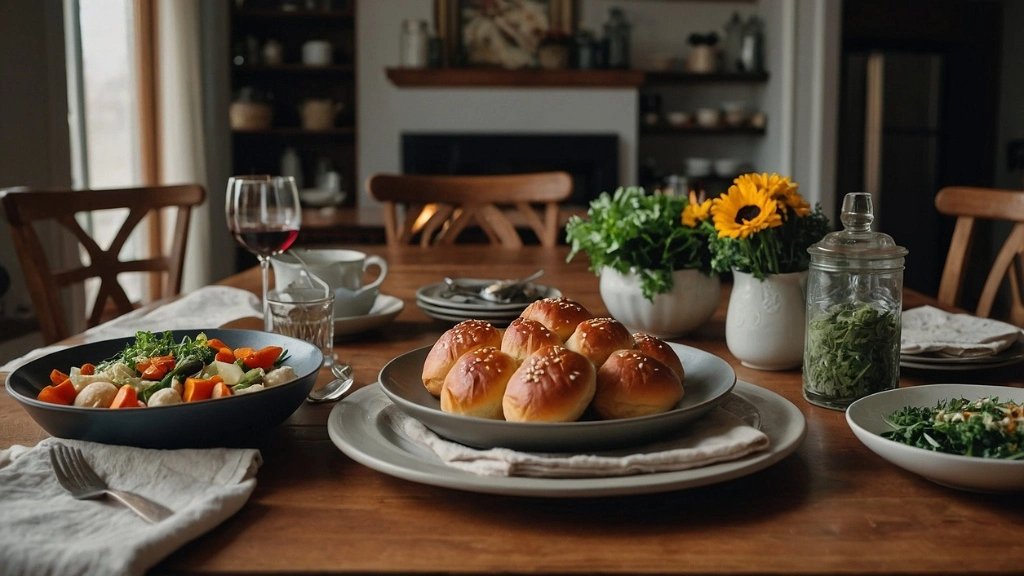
[361,255,388,290]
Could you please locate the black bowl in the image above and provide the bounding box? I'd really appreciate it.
[6,329,322,448]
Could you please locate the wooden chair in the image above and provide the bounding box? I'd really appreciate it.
[365,172,573,248]
[0,184,206,344]
[934,186,1024,325]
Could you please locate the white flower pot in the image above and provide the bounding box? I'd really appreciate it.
[725,269,808,370]
[599,268,720,338]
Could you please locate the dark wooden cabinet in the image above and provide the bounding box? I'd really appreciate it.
[229,1,357,207]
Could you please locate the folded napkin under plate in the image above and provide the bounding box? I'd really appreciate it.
[383,397,770,479]
[0,285,262,374]
[901,305,1024,358]
[0,438,261,576]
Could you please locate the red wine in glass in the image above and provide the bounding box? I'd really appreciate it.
[231,225,299,258]
[226,175,302,330]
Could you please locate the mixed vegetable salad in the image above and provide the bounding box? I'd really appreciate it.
[883,396,1024,459]
[35,331,296,408]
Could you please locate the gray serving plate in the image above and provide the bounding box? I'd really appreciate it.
[6,329,322,449]
[378,342,736,452]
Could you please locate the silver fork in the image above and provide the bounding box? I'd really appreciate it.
[49,443,173,523]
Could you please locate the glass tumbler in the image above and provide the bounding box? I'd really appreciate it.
[266,286,335,367]
[802,192,909,410]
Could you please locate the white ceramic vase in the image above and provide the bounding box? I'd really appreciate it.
[599,267,720,338]
[725,269,808,370]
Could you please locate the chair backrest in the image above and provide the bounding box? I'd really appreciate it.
[934,186,1024,325]
[365,172,573,248]
[0,184,206,344]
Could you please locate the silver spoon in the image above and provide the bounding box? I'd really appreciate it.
[479,269,544,302]
[306,363,354,403]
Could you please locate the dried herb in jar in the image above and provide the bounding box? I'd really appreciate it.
[803,302,900,403]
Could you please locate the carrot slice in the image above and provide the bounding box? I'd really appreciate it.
[109,384,138,409]
[49,369,70,386]
[183,375,223,402]
[37,379,77,405]
[207,338,229,351]
[233,347,256,365]
[80,363,96,376]
[139,354,176,380]
[215,348,235,363]
[242,346,283,372]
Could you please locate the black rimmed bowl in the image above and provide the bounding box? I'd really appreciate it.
[379,342,736,452]
[5,329,322,449]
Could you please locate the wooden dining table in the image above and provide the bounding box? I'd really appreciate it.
[2,244,1023,575]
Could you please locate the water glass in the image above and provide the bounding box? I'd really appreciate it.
[266,286,335,366]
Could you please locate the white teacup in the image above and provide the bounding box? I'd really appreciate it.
[271,248,388,317]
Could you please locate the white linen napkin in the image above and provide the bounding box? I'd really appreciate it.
[901,305,1024,358]
[0,437,261,576]
[0,286,262,373]
[383,401,770,478]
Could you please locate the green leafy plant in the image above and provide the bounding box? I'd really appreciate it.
[565,186,716,300]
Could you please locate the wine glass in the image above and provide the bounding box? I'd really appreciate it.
[225,175,301,330]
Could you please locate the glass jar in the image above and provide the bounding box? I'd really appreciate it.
[400,19,429,68]
[802,192,908,410]
[603,7,631,69]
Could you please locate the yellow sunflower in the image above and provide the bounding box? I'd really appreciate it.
[681,192,712,227]
[711,178,782,239]
[742,172,810,217]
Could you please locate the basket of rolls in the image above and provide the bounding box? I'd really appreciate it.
[378,296,736,452]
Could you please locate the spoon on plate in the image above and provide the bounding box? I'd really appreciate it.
[306,362,354,403]
[443,269,544,304]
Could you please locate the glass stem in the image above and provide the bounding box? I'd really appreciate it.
[260,257,271,331]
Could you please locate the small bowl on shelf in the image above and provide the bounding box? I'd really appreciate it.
[666,111,691,127]
[721,101,751,127]
[685,157,713,178]
[714,158,747,178]
[300,188,346,208]
[694,108,720,129]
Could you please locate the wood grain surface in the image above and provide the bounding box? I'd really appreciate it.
[3,245,1022,575]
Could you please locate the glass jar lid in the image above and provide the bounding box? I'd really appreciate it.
[807,192,908,269]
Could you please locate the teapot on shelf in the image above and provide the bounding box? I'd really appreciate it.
[298,98,343,131]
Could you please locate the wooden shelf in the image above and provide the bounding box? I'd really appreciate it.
[643,70,769,84]
[232,8,354,22]
[641,124,766,135]
[232,127,355,137]
[386,68,646,88]
[234,64,355,74]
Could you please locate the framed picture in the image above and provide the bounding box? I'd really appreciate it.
[435,0,575,69]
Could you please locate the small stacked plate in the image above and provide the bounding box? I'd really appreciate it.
[415,279,561,325]
[900,340,1024,372]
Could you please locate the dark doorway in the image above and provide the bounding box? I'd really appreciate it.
[836,0,1003,296]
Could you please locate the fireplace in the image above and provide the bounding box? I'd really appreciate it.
[401,133,619,207]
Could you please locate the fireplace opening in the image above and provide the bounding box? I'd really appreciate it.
[401,133,619,207]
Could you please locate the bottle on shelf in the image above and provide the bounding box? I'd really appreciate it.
[280,147,304,190]
[603,7,631,69]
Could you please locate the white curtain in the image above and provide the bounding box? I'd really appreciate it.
[156,0,210,292]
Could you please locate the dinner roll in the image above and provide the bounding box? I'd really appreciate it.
[519,297,594,341]
[502,345,596,423]
[440,347,518,420]
[593,350,684,420]
[501,317,562,363]
[564,317,635,368]
[633,332,685,382]
[422,319,502,396]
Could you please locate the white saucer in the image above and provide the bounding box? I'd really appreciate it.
[334,294,404,338]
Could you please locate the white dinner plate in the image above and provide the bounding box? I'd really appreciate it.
[328,380,806,497]
[899,340,1024,370]
[377,342,736,452]
[415,299,522,321]
[334,294,404,338]
[846,384,1024,493]
[416,280,561,312]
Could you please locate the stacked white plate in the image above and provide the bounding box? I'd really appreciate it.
[900,340,1024,371]
[415,279,561,325]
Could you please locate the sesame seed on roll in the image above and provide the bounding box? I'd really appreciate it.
[501,317,562,364]
[422,319,502,397]
[440,347,518,420]
[633,332,685,383]
[502,345,596,423]
[563,317,635,368]
[593,350,684,420]
[519,296,594,341]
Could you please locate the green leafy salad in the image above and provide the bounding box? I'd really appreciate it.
[882,396,1024,459]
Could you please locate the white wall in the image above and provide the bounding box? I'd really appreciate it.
[355,0,838,211]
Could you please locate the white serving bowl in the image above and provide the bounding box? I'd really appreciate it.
[714,158,745,177]
[300,188,346,207]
